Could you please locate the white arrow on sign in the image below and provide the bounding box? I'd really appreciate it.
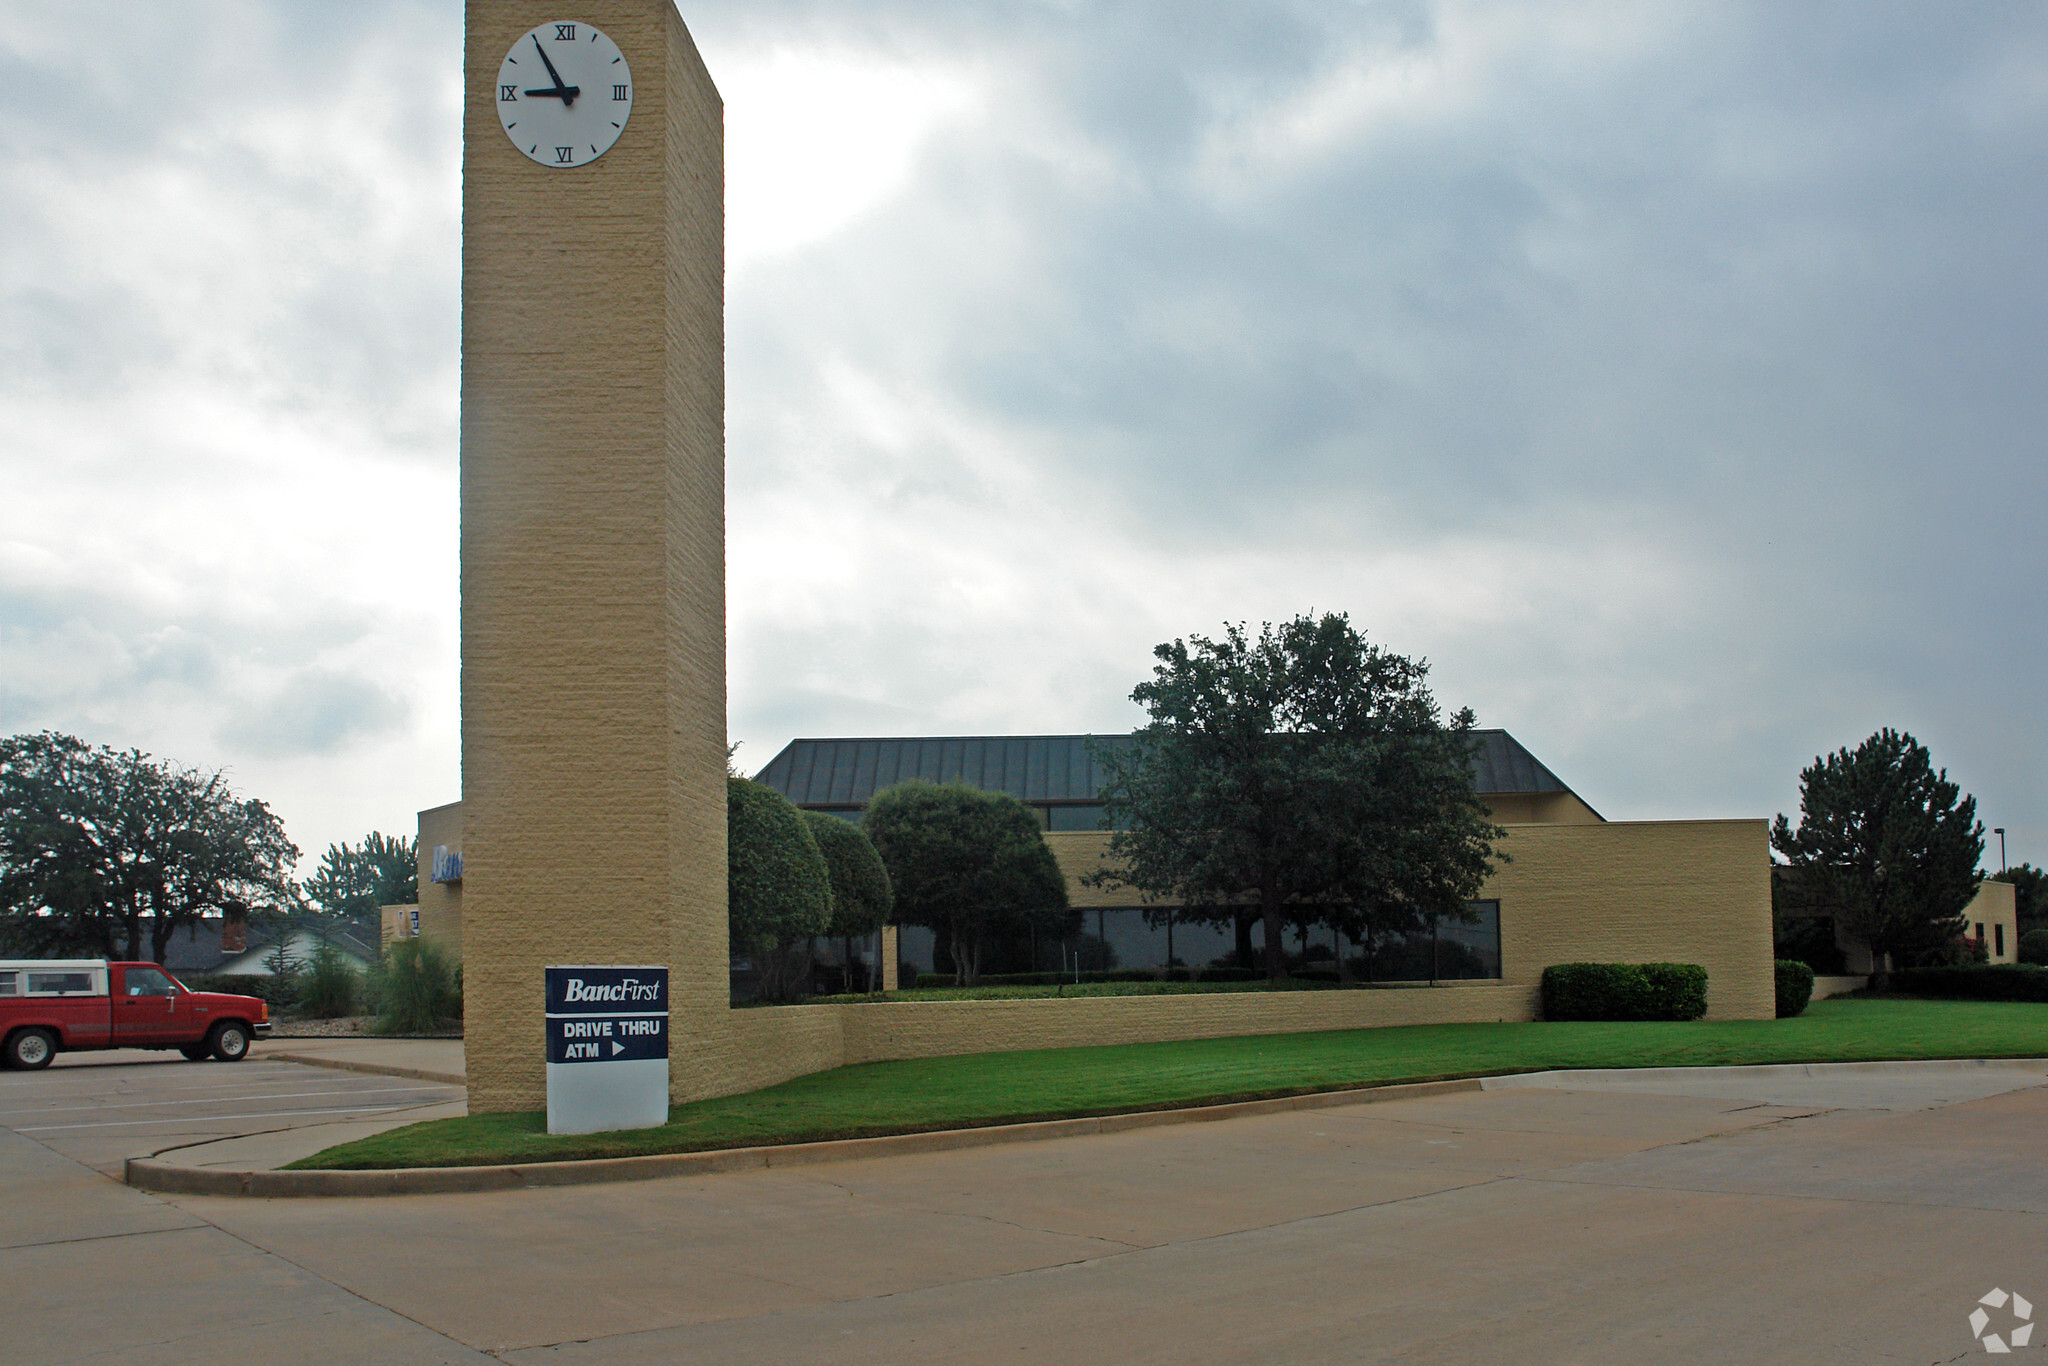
[611,1040,625,1056]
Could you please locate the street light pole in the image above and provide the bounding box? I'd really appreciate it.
[1994,827,2007,873]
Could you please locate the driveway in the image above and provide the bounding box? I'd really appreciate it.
[2,1053,2043,1364]
[7,1044,465,1175]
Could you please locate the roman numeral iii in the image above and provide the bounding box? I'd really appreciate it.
[613,84,629,101]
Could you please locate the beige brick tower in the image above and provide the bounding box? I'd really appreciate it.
[460,2,726,1112]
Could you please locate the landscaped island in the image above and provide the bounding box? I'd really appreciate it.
[291,996,2048,1171]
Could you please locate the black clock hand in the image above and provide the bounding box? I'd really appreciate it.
[531,34,577,107]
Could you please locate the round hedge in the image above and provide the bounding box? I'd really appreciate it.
[727,778,832,957]
[802,811,892,938]
[1774,958,1816,1018]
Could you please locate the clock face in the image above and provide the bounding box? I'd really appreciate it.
[496,21,632,168]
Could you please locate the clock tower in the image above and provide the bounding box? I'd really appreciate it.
[460,2,725,1113]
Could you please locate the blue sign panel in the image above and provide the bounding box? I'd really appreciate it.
[545,966,669,1017]
[545,1012,668,1063]
[542,965,669,1066]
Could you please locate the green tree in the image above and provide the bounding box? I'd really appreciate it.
[727,778,833,999]
[1772,728,1982,990]
[1089,613,1505,983]
[302,830,417,931]
[1991,862,2046,937]
[0,731,299,963]
[864,781,1069,986]
[802,812,893,992]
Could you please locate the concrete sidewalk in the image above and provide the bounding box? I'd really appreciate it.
[256,1036,466,1084]
[8,1059,2045,1364]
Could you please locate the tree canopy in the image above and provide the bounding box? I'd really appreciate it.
[1772,727,1982,987]
[302,830,417,930]
[727,777,832,998]
[0,731,300,963]
[864,781,1069,985]
[1089,613,1504,982]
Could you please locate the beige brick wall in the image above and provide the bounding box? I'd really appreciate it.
[413,801,465,962]
[1488,819,1776,1021]
[664,817,1777,1100]
[460,1,726,1113]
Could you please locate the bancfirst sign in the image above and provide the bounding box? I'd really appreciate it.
[543,965,669,1135]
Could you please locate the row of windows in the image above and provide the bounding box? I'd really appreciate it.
[895,903,1504,981]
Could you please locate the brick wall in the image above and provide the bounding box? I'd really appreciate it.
[461,1,726,1112]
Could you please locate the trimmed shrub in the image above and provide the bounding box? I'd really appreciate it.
[1774,959,1816,1018]
[729,779,833,999]
[1887,963,2048,1003]
[297,939,360,1018]
[1542,962,1709,1022]
[375,939,461,1034]
[2018,927,2048,966]
[802,813,892,939]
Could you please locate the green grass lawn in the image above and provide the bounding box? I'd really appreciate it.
[289,996,2048,1171]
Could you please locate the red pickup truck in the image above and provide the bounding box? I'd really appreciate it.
[0,960,272,1070]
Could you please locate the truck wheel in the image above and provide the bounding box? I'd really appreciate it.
[5,1028,57,1071]
[179,1044,212,1062]
[208,1022,252,1063]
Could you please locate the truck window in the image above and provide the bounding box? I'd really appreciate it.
[0,970,17,997]
[28,971,96,995]
[124,968,176,997]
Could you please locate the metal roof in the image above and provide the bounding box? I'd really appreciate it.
[752,729,1583,807]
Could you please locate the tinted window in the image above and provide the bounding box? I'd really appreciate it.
[1356,901,1502,982]
[1048,805,1107,832]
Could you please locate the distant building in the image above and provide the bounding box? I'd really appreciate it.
[750,731,1773,1016]
[396,728,1780,1017]
[161,915,379,979]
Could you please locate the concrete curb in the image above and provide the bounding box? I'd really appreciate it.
[124,1076,1484,1199]
[262,1053,466,1087]
[1480,1057,2048,1089]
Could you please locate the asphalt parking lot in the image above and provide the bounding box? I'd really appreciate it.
[3,1053,2044,1365]
[2,1048,464,1175]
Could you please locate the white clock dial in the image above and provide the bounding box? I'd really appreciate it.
[496,21,632,168]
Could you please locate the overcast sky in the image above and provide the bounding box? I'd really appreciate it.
[2,1,2043,872]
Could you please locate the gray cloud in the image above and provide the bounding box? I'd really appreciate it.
[219,668,408,758]
[4,0,2044,867]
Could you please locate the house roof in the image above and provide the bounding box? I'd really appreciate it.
[752,729,1586,809]
[161,918,379,975]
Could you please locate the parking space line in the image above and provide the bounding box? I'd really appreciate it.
[17,1103,448,1133]
[0,1085,458,1119]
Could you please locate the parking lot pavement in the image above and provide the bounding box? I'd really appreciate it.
[1,1050,465,1175]
[5,1059,2045,1365]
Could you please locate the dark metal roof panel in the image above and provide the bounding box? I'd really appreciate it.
[753,729,1583,808]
